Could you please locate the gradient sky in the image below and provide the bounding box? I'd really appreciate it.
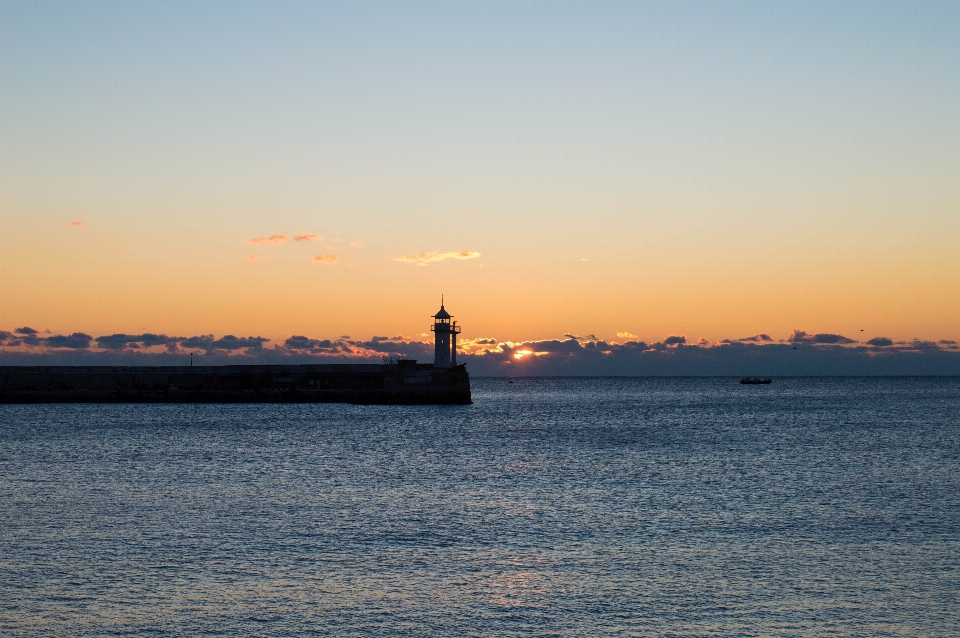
[2,0,958,344]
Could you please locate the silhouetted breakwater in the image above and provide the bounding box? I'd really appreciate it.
[0,360,471,404]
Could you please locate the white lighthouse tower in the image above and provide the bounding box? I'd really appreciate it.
[431,298,461,368]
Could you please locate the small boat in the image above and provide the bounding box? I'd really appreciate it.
[740,377,772,384]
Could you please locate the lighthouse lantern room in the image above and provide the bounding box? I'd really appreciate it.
[431,298,461,368]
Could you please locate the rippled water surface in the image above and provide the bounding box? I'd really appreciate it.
[1,377,959,636]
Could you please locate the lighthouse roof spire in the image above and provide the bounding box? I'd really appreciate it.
[434,295,451,320]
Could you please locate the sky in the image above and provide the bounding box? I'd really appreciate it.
[1,0,959,369]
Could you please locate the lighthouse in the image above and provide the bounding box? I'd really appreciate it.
[431,298,461,368]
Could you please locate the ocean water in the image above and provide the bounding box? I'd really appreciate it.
[1,377,958,636]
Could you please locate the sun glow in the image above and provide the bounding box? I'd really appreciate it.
[513,350,549,360]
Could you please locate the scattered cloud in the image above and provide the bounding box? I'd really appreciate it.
[617,332,639,340]
[249,234,291,245]
[311,254,340,264]
[15,326,38,335]
[738,333,773,342]
[244,255,272,262]
[866,337,894,347]
[350,241,365,248]
[249,232,322,245]
[67,221,84,228]
[394,250,480,265]
[788,330,856,345]
[663,335,686,346]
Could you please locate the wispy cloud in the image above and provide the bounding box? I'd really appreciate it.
[394,250,480,265]
[350,241,365,248]
[67,221,84,228]
[244,255,272,262]
[249,234,291,245]
[311,254,339,264]
[249,232,322,246]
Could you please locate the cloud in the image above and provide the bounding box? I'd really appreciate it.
[15,326,39,335]
[866,337,894,347]
[95,333,179,351]
[44,333,93,349]
[211,335,269,350]
[248,232,322,246]
[617,332,639,340]
[394,250,480,265]
[0,331,20,346]
[244,255,272,262]
[67,221,84,228]
[177,335,269,352]
[350,241,365,248]
[284,335,334,350]
[738,333,773,342]
[311,254,339,264]
[249,234,291,245]
[5,327,960,375]
[788,330,856,345]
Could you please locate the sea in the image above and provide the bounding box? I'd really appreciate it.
[1,377,958,636]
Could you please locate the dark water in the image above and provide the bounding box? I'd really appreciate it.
[1,377,958,636]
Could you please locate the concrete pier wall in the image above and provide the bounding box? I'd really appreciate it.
[0,361,472,405]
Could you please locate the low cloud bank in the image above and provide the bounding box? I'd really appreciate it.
[1,329,959,375]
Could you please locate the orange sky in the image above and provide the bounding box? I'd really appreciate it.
[1,2,958,345]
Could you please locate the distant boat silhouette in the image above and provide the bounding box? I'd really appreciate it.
[740,377,772,385]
